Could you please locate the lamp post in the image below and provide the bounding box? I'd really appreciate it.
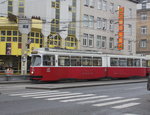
[18,17,31,75]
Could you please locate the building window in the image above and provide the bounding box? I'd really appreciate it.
[109,38,114,49]
[97,0,102,9]
[110,3,114,13]
[103,0,107,11]
[141,26,147,35]
[109,20,114,32]
[128,24,132,35]
[83,14,89,27]
[89,34,94,47]
[97,17,102,29]
[89,0,94,8]
[97,35,101,48]
[141,13,147,20]
[140,39,147,48]
[142,3,146,9]
[128,41,132,51]
[89,15,94,28]
[84,0,89,6]
[102,19,107,30]
[129,8,132,18]
[83,33,88,46]
[102,36,106,48]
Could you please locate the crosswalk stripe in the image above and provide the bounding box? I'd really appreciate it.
[47,94,95,101]
[93,98,140,107]
[21,92,70,97]
[10,91,58,96]
[60,95,108,102]
[33,93,83,99]
[112,103,140,109]
[78,97,123,104]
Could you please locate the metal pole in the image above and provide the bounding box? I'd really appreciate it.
[21,34,28,75]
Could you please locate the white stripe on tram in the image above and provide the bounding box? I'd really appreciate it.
[33,93,83,99]
[60,95,108,102]
[78,97,123,104]
[21,92,70,97]
[112,103,140,109]
[93,98,140,107]
[10,91,59,96]
[46,94,95,101]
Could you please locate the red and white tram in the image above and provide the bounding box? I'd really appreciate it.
[30,48,147,82]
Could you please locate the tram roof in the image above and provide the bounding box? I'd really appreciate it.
[32,48,146,59]
[33,48,103,55]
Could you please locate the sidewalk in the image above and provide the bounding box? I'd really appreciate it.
[26,78,147,90]
[0,75,31,84]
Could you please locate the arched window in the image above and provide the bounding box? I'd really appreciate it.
[65,36,78,49]
[47,34,62,48]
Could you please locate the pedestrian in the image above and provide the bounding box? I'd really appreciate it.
[5,67,13,81]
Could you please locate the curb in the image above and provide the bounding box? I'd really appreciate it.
[26,79,147,90]
[0,80,31,84]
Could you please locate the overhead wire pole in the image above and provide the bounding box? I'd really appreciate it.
[18,17,31,75]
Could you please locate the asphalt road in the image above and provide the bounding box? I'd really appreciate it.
[0,82,150,115]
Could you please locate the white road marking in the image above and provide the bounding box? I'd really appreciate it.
[33,93,82,99]
[21,92,70,97]
[60,95,108,102]
[10,91,58,96]
[47,94,95,100]
[112,103,140,109]
[93,98,140,107]
[78,97,123,104]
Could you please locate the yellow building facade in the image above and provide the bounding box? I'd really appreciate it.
[0,17,78,73]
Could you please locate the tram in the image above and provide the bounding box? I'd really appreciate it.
[30,48,147,82]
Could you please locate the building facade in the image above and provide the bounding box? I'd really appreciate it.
[137,0,150,55]
[80,0,137,55]
[0,0,137,73]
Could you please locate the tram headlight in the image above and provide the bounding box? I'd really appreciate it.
[31,71,34,74]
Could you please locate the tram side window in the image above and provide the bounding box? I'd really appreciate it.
[82,57,92,66]
[133,59,140,67]
[127,58,133,66]
[93,57,102,66]
[31,55,41,66]
[71,56,81,66]
[43,55,55,66]
[58,56,70,66]
[147,60,150,67]
[142,59,146,67]
[119,58,127,66]
[110,58,119,66]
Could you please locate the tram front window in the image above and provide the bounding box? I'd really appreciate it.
[31,55,41,66]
